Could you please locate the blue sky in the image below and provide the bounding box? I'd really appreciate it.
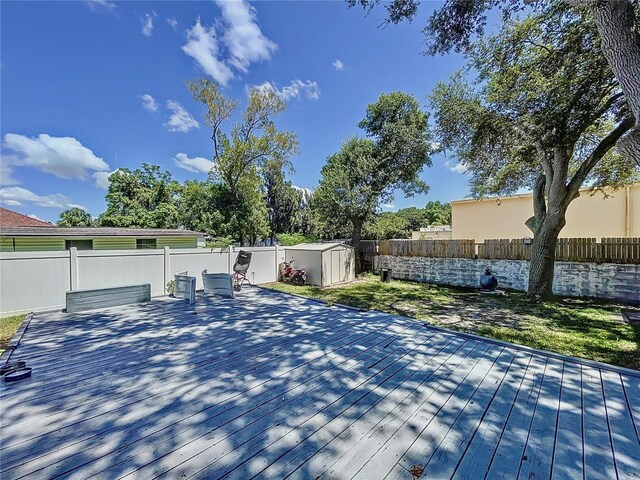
[1,0,471,222]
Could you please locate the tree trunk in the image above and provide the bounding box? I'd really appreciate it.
[527,217,564,298]
[352,219,364,275]
[525,172,569,299]
[588,0,640,165]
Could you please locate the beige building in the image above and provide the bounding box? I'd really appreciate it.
[411,226,453,240]
[452,184,640,242]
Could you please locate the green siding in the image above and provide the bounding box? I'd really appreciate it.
[14,237,65,251]
[156,236,197,249]
[0,237,15,252]
[93,237,137,250]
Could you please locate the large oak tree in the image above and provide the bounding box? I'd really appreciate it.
[429,5,637,297]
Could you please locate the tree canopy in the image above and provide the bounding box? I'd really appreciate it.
[58,207,94,227]
[98,164,181,228]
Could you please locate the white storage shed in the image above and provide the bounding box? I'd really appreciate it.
[283,243,355,287]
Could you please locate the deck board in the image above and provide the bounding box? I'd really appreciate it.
[0,287,637,480]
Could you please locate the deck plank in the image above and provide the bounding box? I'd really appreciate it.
[550,363,584,480]
[582,366,617,480]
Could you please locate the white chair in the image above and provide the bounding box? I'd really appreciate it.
[174,272,196,304]
[202,270,234,298]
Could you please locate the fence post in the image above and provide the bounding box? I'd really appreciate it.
[163,246,171,294]
[70,247,79,291]
[228,246,235,274]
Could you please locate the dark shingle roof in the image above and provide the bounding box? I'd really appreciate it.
[0,226,205,237]
[0,208,55,227]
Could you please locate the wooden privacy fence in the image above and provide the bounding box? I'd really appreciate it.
[479,237,640,264]
[368,237,640,264]
[378,239,476,258]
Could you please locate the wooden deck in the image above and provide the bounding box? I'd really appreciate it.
[0,287,638,479]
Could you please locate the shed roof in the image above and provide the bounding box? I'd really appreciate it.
[0,226,205,237]
[284,242,352,252]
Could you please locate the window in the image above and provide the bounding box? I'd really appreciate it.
[136,238,157,249]
[65,239,93,250]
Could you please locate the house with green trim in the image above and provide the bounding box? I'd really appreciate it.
[0,226,205,252]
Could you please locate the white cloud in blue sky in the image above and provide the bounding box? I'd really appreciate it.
[183,19,234,85]
[251,80,320,102]
[139,94,158,112]
[182,0,276,85]
[450,162,468,174]
[167,17,177,29]
[174,153,214,174]
[86,0,116,13]
[2,133,109,180]
[142,13,154,37]
[0,186,85,210]
[333,59,344,71]
[164,101,199,133]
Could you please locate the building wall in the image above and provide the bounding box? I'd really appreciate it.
[375,255,640,305]
[452,184,639,242]
[0,236,199,251]
[93,237,137,249]
[14,237,65,252]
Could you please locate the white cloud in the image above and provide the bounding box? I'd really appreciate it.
[142,13,154,37]
[164,101,200,133]
[139,93,158,112]
[167,17,178,29]
[182,18,234,85]
[0,161,19,186]
[333,59,344,71]
[216,0,277,72]
[182,1,276,86]
[0,186,84,210]
[2,133,109,180]
[27,213,45,221]
[450,162,468,174]
[86,0,116,13]
[382,203,395,209]
[251,80,320,102]
[174,153,214,174]
[92,169,120,190]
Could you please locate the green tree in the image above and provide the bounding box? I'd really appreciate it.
[188,78,298,245]
[98,163,180,228]
[348,0,640,163]
[178,180,227,236]
[314,92,432,268]
[429,6,637,298]
[263,161,301,244]
[57,207,94,227]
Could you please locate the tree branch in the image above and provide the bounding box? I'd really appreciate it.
[567,115,634,195]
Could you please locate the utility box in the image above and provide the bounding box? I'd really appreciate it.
[283,243,355,287]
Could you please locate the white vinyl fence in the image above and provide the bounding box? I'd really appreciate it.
[0,246,287,316]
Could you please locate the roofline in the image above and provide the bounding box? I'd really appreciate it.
[451,183,639,205]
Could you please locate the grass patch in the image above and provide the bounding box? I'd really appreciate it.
[264,274,640,370]
[0,314,25,353]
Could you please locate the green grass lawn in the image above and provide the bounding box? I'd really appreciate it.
[264,274,640,370]
[0,314,25,353]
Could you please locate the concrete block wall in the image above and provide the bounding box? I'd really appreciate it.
[374,255,640,305]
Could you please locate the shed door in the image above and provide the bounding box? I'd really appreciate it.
[331,250,341,284]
